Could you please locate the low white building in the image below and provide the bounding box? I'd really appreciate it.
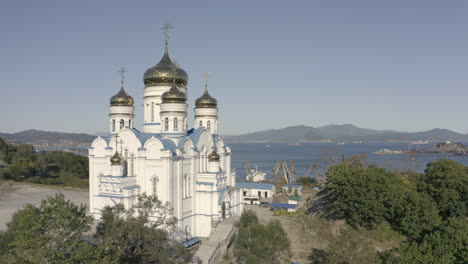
[89,33,243,239]
[236,182,276,204]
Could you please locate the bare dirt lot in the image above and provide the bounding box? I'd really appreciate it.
[0,182,89,230]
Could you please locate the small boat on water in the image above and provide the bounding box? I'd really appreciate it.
[288,142,301,146]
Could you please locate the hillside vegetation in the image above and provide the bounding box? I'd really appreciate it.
[0,138,88,188]
[311,158,468,264]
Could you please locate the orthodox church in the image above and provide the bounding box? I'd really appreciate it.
[88,30,243,238]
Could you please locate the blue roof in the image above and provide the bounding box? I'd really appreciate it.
[187,127,205,146]
[129,128,177,151]
[181,237,201,248]
[271,203,297,209]
[236,182,274,190]
[282,184,302,189]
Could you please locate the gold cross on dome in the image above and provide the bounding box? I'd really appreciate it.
[203,72,212,89]
[161,23,172,46]
[119,66,127,87]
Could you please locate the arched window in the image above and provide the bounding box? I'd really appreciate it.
[120,119,124,129]
[207,121,211,130]
[128,120,131,127]
[151,102,155,122]
[112,119,116,132]
[199,120,203,127]
[164,118,169,131]
[152,176,158,197]
[174,118,178,130]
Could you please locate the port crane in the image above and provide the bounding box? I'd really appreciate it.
[272,160,296,185]
[302,163,326,184]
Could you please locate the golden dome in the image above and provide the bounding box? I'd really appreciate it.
[208,150,220,162]
[143,48,188,87]
[110,87,134,106]
[195,89,217,108]
[110,151,123,165]
[161,85,187,103]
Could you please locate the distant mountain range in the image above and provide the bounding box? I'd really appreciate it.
[1,125,468,146]
[0,129,96,147]
[222,124,468,143]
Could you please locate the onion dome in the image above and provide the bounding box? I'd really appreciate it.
[161,85,187,103]
[110,87,134,106]
[110,151,123,165]
[208,150,220,162]
[143,48,188,87]
[195,89,217,108]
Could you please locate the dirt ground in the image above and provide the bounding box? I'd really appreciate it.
[243,187,325,264]
[0,182,89,230]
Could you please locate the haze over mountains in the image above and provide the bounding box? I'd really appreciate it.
[222,124,468,143]
[1,125,468,146]
[0,129,95,146]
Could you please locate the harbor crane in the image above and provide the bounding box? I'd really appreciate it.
[272,160,296,185]
[303,163,326,184]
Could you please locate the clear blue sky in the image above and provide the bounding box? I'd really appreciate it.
[1,0,467,135]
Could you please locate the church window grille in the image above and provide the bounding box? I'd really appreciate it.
[151,102,155,122]
[207,121,211,130]
[164,118,169,131]
[120,119,124,129]
[174,118,178,130]
[112,119,115,132]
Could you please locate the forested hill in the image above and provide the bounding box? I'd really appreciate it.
[0,129,95,146]
[223,124,468,143]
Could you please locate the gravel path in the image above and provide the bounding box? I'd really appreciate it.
[0,183,89,230]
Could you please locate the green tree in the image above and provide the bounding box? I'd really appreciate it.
[418,159,468,218]
[388,191,441,239]
[7,157,36,181]
[233,210,291,264]
[383,217,468,264]
[0,138,9,162]
[94,194,191,264]
[1,193,94,263]
[326,164,403,228]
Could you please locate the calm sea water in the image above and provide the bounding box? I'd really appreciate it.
[38,141,468,179]
[229,142,468,178]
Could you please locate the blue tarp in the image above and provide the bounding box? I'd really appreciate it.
[271,203,297,209]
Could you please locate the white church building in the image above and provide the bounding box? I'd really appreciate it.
[88,32,243,238]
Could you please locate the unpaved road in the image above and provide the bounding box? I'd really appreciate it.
[0,183,89,230]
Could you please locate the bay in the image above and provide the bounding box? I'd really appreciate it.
[229,141,468,179]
